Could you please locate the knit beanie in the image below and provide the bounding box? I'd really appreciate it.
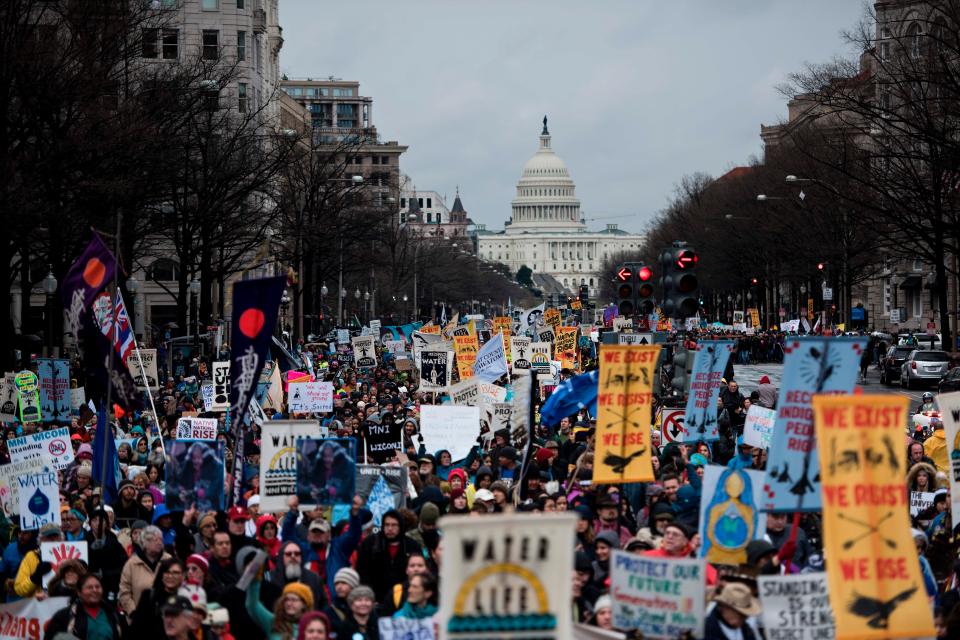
[346,585,376,606]
[333,567,360,589]
[198,512,218,531]
[186,554,209,574]
[420,503,440,526]
[282,582,314,610]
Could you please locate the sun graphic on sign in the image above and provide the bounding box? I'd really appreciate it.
[448,563,556,634]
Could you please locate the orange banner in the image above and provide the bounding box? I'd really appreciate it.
[544,308,561,330]
[555,326,579,371]
[814,394,935,640]
[593,345,659,484]
[453,334,478,380]
[420,325,441,335]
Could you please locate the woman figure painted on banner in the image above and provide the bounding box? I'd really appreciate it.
[702,469,757,565]
[172,442,223,511]
[297,439,354,506]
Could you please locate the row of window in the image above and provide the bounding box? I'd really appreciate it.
[519,188,573,197]
[401,197,433,209]
[142,29,260,66]
[284,87,355,98]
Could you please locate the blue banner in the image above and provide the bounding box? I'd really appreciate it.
[37,358,70,423]
[762,336,866,512]
[682,341,734,442]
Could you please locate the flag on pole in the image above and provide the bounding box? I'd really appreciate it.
[92,406,121,504]
[113,290,135,362]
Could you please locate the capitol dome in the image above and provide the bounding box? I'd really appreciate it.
[506,116,585,234]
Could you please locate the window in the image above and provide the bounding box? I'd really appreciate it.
[238,83,247,112]
[236,0,244,7]
[161,29,178,59]
[401,198,406,208]
[148,259,179,282]
[204,87,220,111]
[427,213,433,223]
[202,0,218,9]
[142,28,158,58]
[879,27,890,61]
[202,30,219,60]
[237,30,246,60]
[418,198,424,208]
[908,23,922,59]
[426,198,432,208]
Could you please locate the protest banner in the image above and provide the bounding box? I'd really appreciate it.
[41,540,88,588]
[536,325,555,345]
[543,307,562,330]
[530,342,552,374]
[511,336,532,370]
[609,551,704,638]
[473,333,508,383]
[478,399,513,443]
[200,382,215,412]
[369,319,381,340]
[166,439,225,512]
[128,348,159,392]
[909,491,935,517]
[420,405,480,461]
[356,464,408,527]
[593,345,660,484]
[0,458,47,516]
[175,417,218,440]
[336,328,351,344]
[363,420,403,464]
[519,303,545,334]
[69,385,85,416]
[749,307,761,328]
[384,339,405,355]
[493,316,512,335]
[935,391,960,528]
[681,340,734,442]
[448,379,479,406]
[14,371,40,424]
[288,381,334,413]
[36,359,70,423]
[296,438,355,506]
[380,617,434,640]
[813,394,934,640]
[419,350,453,391]
[612,317,632,332]
[0,372,16,422]
[763,337,866,512]
[8,427,74,470]
[453,334,479,379]
[18,472,60,530]
[477,383,507,403]
[438,513,573,640]
[698,465,766,565]
[758,573,835,640]
[352,335,377,368]
[743,405,776,449]
[0,597,70,640]
[209,360,230,410]
[259,420,322,512]
[555,326,579,370]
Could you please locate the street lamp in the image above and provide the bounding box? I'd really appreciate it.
[189,277,201,352]
[42,268,57,355]
[127,274,142,340]
[320,283,328,332]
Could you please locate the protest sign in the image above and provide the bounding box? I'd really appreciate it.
[453,334,479,379]
[519,303,545,334]
[758,573,835,640]
[0,372,16,422]
[36,359,70,423]
[166,439,225,512]
[609,551,704,638]
[743,405,776,449]
[493,316,512,335]
[698,465,766,565]
[763,337,866,512]
[473,333,508,383]
[530,342,552,373]
[69,385,85,415]
[420,405,480,461]
[260,420,322,512]
[438,513,573,640]
[352,335,377,368]
[477,382,507,403]
[535,325,555,345]
[681,340,734,442]
[935,391,960,528]
[363,420,403,464]
[18,472,60,530]
[296,438,355,506]
[288,381,334,413]
[909,491,935,517]
[175,417,218,440]
[384,339,405,355]
[129,348,159,391]
[356,464,407,527]
[0,597,70,640]
[209,360,230,410]
[813,394,934,639]
[200,382,215,412]
[369,319,382,340]
[612,317,632,332]
[448,379,479,406]
[0,458,47,515]
[555,326,578,370]
[8,427,73,470]
[380,618,434,640]
[41,540,88,588]
[510,336,532,370]
[14,371,40,424]
[336,328,350,344]
[543,307,562,330]
[478,399,513,442]
[419,350,453,392]
[593,345,660,484]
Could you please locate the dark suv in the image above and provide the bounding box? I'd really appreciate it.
[880,345,915,385]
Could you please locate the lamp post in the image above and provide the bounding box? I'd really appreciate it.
[403,294,409,322]
[364,290,370,324]
[127,274,143,342]
[280,290,292,341]
[339,287,347,327]
[189,277,201,354]
[42,268,57,356]
[320,283,328,334]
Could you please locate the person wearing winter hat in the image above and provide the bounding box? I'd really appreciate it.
[255,514,282,560]
[114,479,149,530]
[246,566,312,640]
[592,494,632,548]
[705,583,761,639]
[356,509,421,616]
[322,568,358,636]
[267,540,327,613]
[185,553,209,586]
[591,530,620,589]
[407,502,440,548]
[757,375,777,409]
[591,594,614,630]
[194,512,219,555]
[340,585,378,639]
[296,610,333,640]
[206,603,235,640]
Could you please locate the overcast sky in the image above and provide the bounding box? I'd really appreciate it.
[279,1,865,234]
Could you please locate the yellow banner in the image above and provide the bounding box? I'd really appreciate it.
[453,334,478,379]
[593,344,660,484]
[544,308,561,330]
[555,326,579,370]
[492,316,512,334]
[807,298,815,321]
[571,299,582,310]
[814,394,935,640]
[748,307,760,328]
[421,325,441,335]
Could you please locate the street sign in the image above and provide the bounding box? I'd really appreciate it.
[618,333,652,345]
[890,309,900,323]
[661,409,685,444]
[927,321,937,336]
[822,287,833,301]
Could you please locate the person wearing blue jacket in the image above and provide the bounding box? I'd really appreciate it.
[0,528,34,602]
[281,494,371,598]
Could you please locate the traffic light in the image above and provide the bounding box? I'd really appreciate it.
[578,284,589,305]
[671,347,692,396]
[637,265,655,314]
[615,264,634,315]
[660,244,700,319]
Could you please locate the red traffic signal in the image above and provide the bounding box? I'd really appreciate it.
[676,249,698,270]
[751,277,758,285]
[616,266,632,282]
[638,266,652,281]
[817,262,825,270]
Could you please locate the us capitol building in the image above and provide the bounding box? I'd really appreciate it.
[477,117,644,297]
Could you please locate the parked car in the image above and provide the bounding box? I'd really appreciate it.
[880,345,916,385]
[940,367,960,394]
[901,349,951,389]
